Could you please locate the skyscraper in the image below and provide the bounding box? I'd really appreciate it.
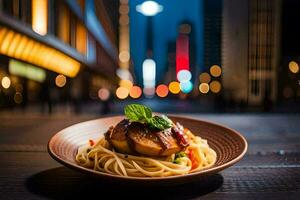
[222,0,281,105]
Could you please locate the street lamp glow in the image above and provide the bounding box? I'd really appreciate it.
[136,1,163,16]
[142,59,156,88]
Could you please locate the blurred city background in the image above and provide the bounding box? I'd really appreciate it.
[0,0,299,115]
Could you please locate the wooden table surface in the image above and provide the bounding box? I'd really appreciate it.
[0,114,299,199]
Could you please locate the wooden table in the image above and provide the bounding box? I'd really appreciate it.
[0,114,299,199]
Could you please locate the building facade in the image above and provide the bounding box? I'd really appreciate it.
[222,0,281,105]
[0,0,119,108]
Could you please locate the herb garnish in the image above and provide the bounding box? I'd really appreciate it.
[124,104,172,130]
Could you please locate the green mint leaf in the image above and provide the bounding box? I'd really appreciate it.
[161,115,173,126]
[124,104,172,130]
[149,116,173,130]
[124,104,152,122]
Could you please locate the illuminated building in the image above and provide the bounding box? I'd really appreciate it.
[222,0,281,105]
[0,0,118,106]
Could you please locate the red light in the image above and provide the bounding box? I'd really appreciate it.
[156,84,169,97]
[176,34,189,75]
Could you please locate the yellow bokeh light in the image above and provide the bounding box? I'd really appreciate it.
[289,61,299,74]
[1,76,11,89]
[210,81,221,93]
[168,81,180,94]
[199,83,209,94]
[116,87,129,99]
[55,74,67,87]
[199,72,211,83]
[119,51,130,62]
[119,79,133,91]
[210,65,222,77]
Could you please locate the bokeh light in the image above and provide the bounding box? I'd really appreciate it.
[142,59,156,88]
[119,15,129,25]
[14,92,23,104]
[98,88,110,101]
[210,65,222,77]
[177,70,192,83]
[168,81,181,94]
[179,24,191,34]
[1,76,11,89]
[199,72,211,83]
[210,81,221,93]
[143,87,155,97]
[199,83,210,94]
[119,79,133,91]
[156,84,169,97]
[116,87,129,99]
[289,61,299,73]
[55,74,66,87]
[119,51,130,62]
[136,1,163,16]
[119,4,129,14]
[180,81,193,94]
[129,86,142,99]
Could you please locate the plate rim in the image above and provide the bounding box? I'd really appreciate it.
[48,115,248,181]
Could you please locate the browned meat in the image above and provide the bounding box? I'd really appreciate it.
[105,119,133,154]
[105,120,185,157]
[126,122,182,156]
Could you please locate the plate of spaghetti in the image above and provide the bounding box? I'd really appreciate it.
[48,104,247,185]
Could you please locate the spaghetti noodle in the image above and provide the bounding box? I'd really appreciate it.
[76,129,216,177]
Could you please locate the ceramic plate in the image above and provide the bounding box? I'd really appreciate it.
[48,115,247,185]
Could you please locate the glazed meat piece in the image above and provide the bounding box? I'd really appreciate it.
[105,119,133,154]
[127,122,182,156]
